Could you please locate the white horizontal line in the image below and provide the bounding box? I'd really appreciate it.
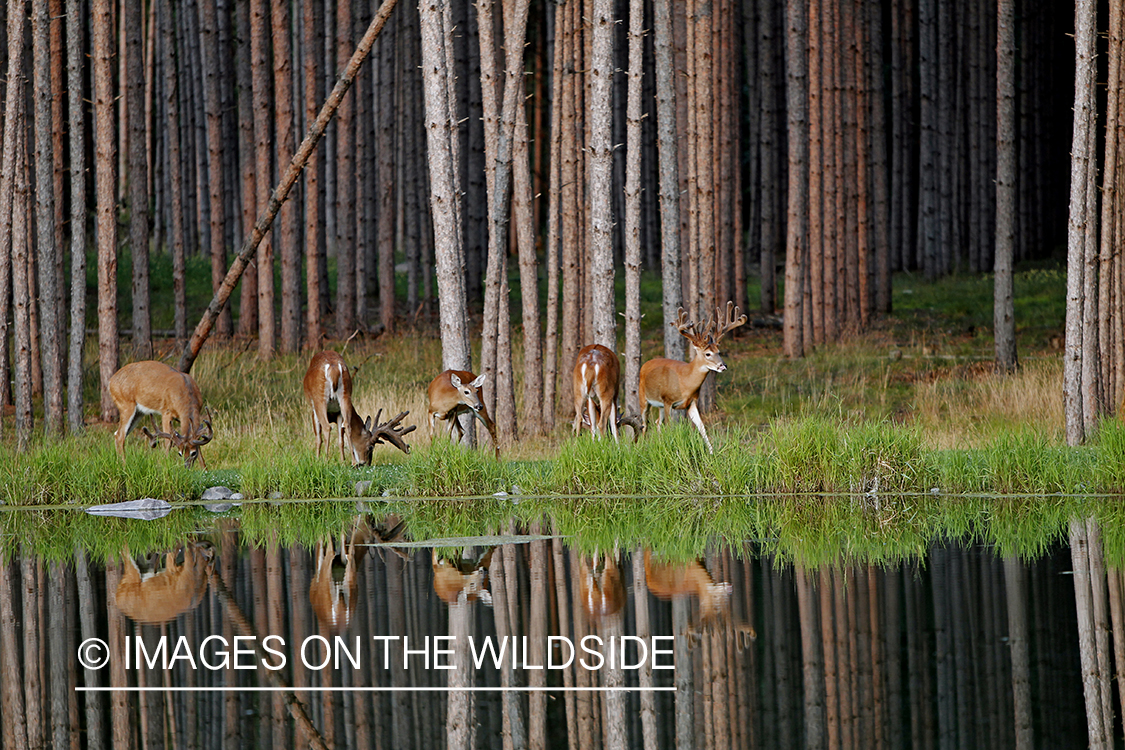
[77,686,675,693]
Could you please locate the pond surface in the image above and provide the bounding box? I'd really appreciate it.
[0,498,1097,749]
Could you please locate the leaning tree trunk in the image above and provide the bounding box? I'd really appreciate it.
[177,0,401,374]
[94,0,118,421]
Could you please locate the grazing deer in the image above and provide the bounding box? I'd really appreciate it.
[114,541,215,625]
[432,548,495,606]
[638,302,747,453]
[572,344,620,442]
[578,552,625,621]
[303,351,415,465]
[644,550,755,644]
[108,360,213,468]
[427,370,499,457]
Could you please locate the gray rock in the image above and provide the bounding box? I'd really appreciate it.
[86,498,172,521]
[355,480,373,496]
[204,502,236,513]
[201,486,235,501]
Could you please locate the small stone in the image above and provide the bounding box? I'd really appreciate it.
[201,486,235,501]
[355,480,373,497]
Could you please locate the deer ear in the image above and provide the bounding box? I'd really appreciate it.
[364,416,372,430]
[471,374,487,389]
[450,373,462,388]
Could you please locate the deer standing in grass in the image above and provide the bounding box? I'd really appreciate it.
[108,361,213,468]
[114,541,215,625]
[638,302,747,453]
[427,370,499,457]
[303,351,415,465]
[572,344,621,442]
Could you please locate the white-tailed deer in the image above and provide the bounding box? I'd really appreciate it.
[114,541,215,625]
[644,550,755,644]
[572,344,620,442]
[432,548,495,606]
[638,302,747,453]
[108,360,213,468]
[303,351,415,465]
[578,552,625,621]
[427,370,499,457]
[310,517,407,634]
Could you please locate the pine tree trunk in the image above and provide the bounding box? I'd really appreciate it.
[66,0,86,432]
[376,13,396,334]
[14,118,34,446]
[796,566,826,748]
[782,0,807,357]
[252,0,275,357]
[124,0,151,359]
[274,0,300,352]
[512,69,543,435]
[758,0,778,314]
[305,0,325,350]
[420,0,471,372]
[335,0,356,338]
[1066,0,1098,445]
[162,0,187,343]
[653,0,684,362]
[201,0,231,340]
[588,0,615,351]
[623,0,643,419]
[94,0,118,421]
[32,0,61,435]
[994,0,1018,372]
[235,0,258,336]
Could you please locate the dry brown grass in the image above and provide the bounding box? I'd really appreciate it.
[913,357,1064,449]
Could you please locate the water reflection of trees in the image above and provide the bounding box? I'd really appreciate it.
[0,515,1096,748]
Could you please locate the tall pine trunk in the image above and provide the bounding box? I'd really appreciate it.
[66,0,86,432]
[94,0,118,419]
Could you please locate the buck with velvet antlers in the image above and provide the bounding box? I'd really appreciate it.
[303,351,415,465]
[109,361,213,468]
[638,301,747,453]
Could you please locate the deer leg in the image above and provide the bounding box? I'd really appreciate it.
[607,400,619,444]
[310,405,326,457]
[685,401,714,454]
[115,404,139,462]
[161,413,175,455]
[588,396,599,438]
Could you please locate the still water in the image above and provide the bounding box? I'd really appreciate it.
[0,499,1097,749]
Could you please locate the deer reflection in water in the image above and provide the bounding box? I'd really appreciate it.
[309,516,406,635]
[432,547,495,606]
[644,550,756,645]
[578,551,625,622]
[114,540,215,624]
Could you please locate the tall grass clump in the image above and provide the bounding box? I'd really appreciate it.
[1095,419,1125,492]
[971,430,1084,495]
[238,447,360,499]
[400,440,516,496]
[761,418,845,492]
[835,422,934,494]
[2,435,198,506]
